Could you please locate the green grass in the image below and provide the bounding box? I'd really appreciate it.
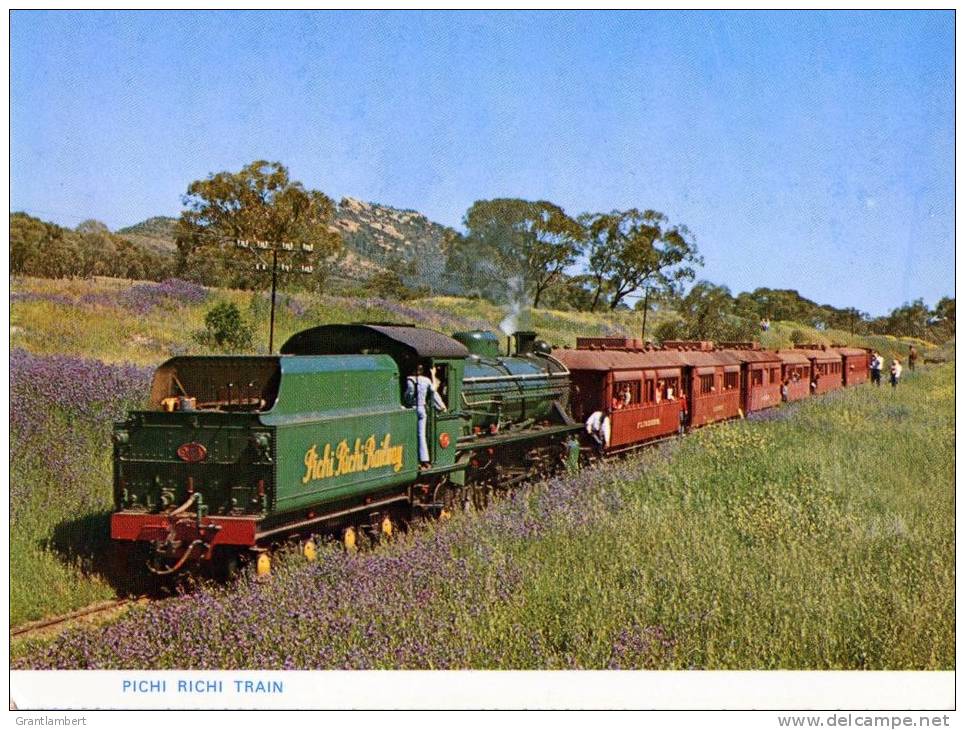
[10,411,123,627]
[456,363,953,668]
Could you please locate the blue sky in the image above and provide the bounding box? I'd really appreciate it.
[10,10,954,315]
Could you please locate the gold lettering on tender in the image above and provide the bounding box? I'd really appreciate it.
[302,445,318,484]
[303,433,405,485]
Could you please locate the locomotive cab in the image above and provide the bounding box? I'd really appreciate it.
[281,323,471,472]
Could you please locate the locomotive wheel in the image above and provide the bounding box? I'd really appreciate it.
[342,526,358,553]
[380,514,394,538]
[365,512,395,543]
[471,484,491,511]
[204,546,244,581]
[433,479,463,518]
[255,553,271,578]
[109,542,153,595]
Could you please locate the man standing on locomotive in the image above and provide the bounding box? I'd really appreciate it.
[405,363,447,470]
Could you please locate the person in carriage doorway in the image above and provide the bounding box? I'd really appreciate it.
[405,363,447,470]
[585,407,611,456]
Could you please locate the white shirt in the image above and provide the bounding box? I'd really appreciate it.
[585,410,611,447]
[405,375,446,411]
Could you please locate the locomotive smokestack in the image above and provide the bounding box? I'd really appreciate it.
[513,330,537,355]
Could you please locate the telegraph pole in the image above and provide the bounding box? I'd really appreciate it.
[235,238,314,352]
[269,247,278,353]
[640,286,651,342]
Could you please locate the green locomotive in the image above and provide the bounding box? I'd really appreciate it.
[110,324,580,574]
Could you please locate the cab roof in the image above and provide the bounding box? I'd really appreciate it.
[281,323,470,360]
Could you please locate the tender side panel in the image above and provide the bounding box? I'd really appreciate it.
[263,354,419,518]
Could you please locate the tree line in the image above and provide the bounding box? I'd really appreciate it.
[10,160,954,343]
[650,282,955,344]
[442,198,701,311]
[10,213,175,281]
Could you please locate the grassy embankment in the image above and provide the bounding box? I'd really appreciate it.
[10,276,951,663]
[12,275,927,365]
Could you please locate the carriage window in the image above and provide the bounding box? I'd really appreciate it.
[663,378,679,401]
[699,374,715,394]
[751,370,763,387]
[612,381,639,408]
[724,372,739,390]
[770,368,780,383]
[643,380,655,403]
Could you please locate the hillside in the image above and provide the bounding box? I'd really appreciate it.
[115,197,456,289]
[116,216,179,255]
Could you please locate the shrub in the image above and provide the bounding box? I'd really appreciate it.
[655,320,683,343]
[790,329,807,345]
[197,302,254,351]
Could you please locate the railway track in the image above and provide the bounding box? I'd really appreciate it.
[11,597,145,641]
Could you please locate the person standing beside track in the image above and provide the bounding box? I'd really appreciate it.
[870,350,883,386]
[890,358,903,390]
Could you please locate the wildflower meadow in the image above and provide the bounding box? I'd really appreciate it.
[9,276,953,669]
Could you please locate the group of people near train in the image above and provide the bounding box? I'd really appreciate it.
[869,345,916,389]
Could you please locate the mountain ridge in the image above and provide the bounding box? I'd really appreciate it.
[115,198,456,287]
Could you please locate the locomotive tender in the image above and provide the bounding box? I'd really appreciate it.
[110,324,868,575]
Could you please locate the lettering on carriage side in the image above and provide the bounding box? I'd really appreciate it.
[302,434,404,484]
[636,418,661,429]
[713,404,724,412]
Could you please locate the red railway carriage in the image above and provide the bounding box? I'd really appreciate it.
[832,346,870,386]
[717,342,782,413]
[666,345,743,428]
[789,345,842,395]
[775,350,812,402]
[554,343,687,451]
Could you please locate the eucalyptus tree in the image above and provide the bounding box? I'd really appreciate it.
[445,198,583,308]
[175,160,342,290]
[581,208,701,311]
